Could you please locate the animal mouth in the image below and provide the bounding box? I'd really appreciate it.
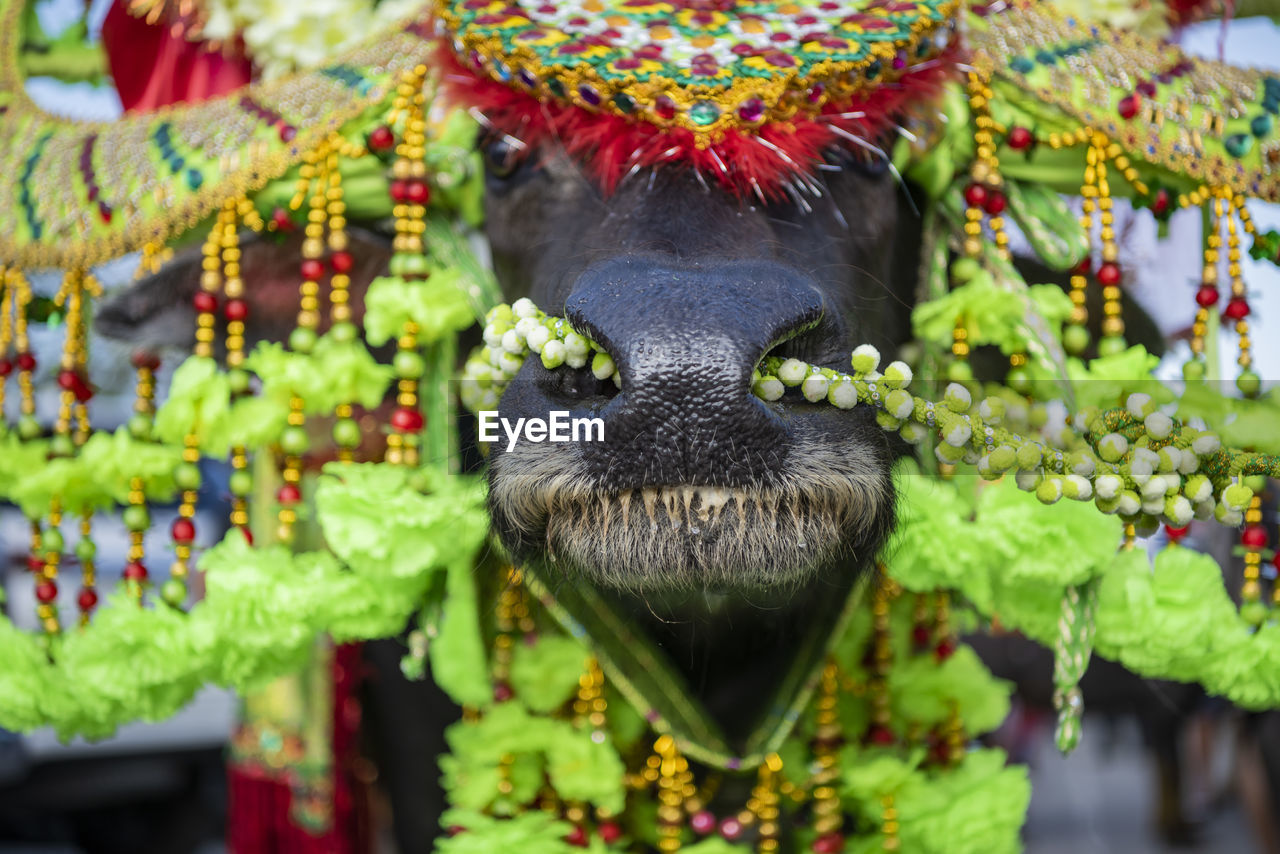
[489,452,892,593]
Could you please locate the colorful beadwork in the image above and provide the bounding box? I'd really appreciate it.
[970,1,1280,203]
[436,0,960,139]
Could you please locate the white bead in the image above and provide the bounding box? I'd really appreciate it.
[525,325,551,354]
[1126,393,1153,419]
[850,345,881,374]
[1192,434,1221,456]
[778,358,808,386]
[502,328,524,355]
[828,380,858,410]
[512,297,538,318]
[755,376,785,402]
[1095,475,1122,500]
[1144,412,1172,439]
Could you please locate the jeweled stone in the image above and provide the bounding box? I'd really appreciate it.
[689,100,720,126]
[517,68,538,88]
[737,97,765,122]
[807,82,825,103]
[578,84,601,106]
[1251,114,1273,138]
[865,58,883,79]
[1117,94,1139,119]
[547,78,566,97]
[1225,133,1253,157]
[613,93,636,113]
[1010,56,1034,73]
[654,95,677,119]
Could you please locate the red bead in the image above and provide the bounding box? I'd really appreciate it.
[277,483,302,505]
[1242,526,1268,549]
[565,826,589,847]
[193,291,218,314]
[963,183,987,208]
[35,581,58,603]
[99,203,113,224]
[171,517,196,544]
[368,125,395,151]
[278,124,297,142]
[0,358,12,377]
[1151,189,1171,216]
[935,637,957,662]
[493,681,514,702]
[331,251,354,274]
[224,299,249,322]
[982,191,1006,216]
[1096,262,1121,287]
[868,725,895,745]
[406,180,430,205]
[1195,285,1219,308]
[390,179,410,203]
[813,832,846,853]
[124,562,149,582]
[78,588,99,611]
[57,369,78,390]
[130,349,161,371]
[912,624,931,649]
[272,207,295,231]
[26,555,43,572]
[1007,125,1034,150]
[391,407,425,433]
[70,374,94,403]
[1117,94,1140,119]
[718,817,743,841]
[241,526,254,546]
[16,351,36,372]
[1224,297,1251,320]
[690,811,716,835]
[1165,524,1189,542]
[1071,258,1092,276]
[598,822,622,844]
[300,259,325,281]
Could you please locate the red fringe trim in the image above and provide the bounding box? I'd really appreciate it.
[439,46,960,199]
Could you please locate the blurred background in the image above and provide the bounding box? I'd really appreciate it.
[2,1,1279,852]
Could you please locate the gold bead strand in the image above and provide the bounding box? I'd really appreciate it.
[963,71,1010,261]
[122,346,160,600]
[1187,193,1223,380]
[76,514,97,625]
[750,754,783,854]
[36,501,62,636]
[12,270,38,440]
[810,659,845,853]
[221,199,253,537]
[880,793,900,852]
[866,572,896,747]
[1093,135,1126,357]
[1064,138,1096,356]
[326,138,361,464]
[163,433,200,609]
[654,735,687,853]
[1222,189,1259,397]
[1240,495,1267,626]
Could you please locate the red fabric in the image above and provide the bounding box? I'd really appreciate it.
[100,1,252,112]
[441,45,959,199]
[227,644,370,854]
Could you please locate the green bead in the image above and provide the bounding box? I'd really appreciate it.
[946,360,973,382]
[1005,366,1031,394]
[122,504,151,532]
[1225,133,1253,157]
[1241,600,1268,627]
[394,350,426,379]
[161,579,188,607]
[613,93,636,114]
[1252,114,1274,138]
[17,415,41,440]
[280,425,310,455]
[128,413,153,440]
[42,527,64,554]
[227,368,252,395]
[75,538,96,563]
[289,326,318,353]
[1063,324,1090,356]
[1181,359,1206,382]
[1096,335,1128,357]
[1244,475,1268,492]
[229,470,254,497]
[330,322,357,343]
[174,461,202,491]
[49,433,75,458]
[390,253,430,277]
[1236,369,1261,398]
[950,258,981,282]
[333,418,362,448]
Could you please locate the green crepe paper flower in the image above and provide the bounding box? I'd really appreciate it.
[911,271,1073,358]
[219,395,291,452]
[682,839,753,854]
[154,356,232,449]
[886,462,987,594]
[889,645,1012,734]
[509,635,591,713]
[436,810,580,854]
[430,558,491,709]
[0,433,48,502]
[363,269,477,347]
[0,618,65,732]
[1066,344,1172,412]
[7,453,116,518]
[840,746,927,808]
[245,336,391,416]
[75,428,184,503]
[314,462,487,581]
[894,749,1029,854]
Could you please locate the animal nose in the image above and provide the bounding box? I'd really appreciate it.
[565,256,825,485]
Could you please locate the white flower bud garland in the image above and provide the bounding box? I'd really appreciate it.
[464,301,1280,533]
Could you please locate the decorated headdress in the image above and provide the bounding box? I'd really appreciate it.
[2,0,1280,852]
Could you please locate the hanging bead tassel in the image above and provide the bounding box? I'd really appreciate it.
[1092,135,1126,358]
[1223,188,1260,397]
[810,659,845,853]
[748,754,783,854]
[10,269,38,440]
[1052,577,1099,754]
[1187,189,1222,380]
[76,515,97,624]
[1240,494,1267,626]
[220,198,256,538]
[654,735,687,853]
[866,571,896,747]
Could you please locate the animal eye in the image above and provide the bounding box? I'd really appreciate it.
[482,135,527,180]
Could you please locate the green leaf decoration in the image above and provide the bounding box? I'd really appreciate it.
[1066,344,1172,412]
[509,635,591,713]
[895,749,1030,854]
[889,646,1012,734]
[1005,178,1089,271]
[153,356,232,450]
[436,810,577,854]
[431,557,492,709]
[363,269,477,347]
[544,725,627,815]
[1177,384,1280,454]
